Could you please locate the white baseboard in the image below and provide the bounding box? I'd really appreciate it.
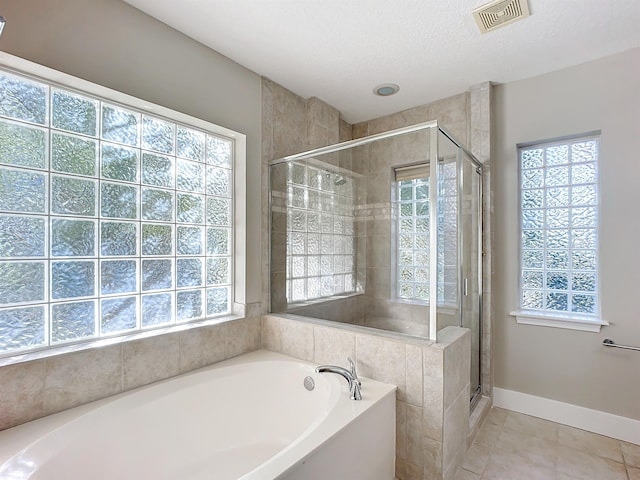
[493,387,640,445]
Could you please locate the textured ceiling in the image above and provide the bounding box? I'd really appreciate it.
[123,0,640,124]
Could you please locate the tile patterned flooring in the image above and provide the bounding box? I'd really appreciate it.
[455,407,640,480]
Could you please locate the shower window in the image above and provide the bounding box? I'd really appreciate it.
[516,133,604,329]
[394,162,457,306]
[0,64,239,357]
[286,162,356,303]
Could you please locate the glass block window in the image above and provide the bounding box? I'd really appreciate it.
[519,135,599,315]
[286,162,356,303]
[0,69,234,356]
[395,162,458,305]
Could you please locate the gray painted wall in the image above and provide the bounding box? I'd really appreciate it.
[493,48,640,419]
[0,0,263,303]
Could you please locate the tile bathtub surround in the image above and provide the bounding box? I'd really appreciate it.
[456,407,640,480]
[0,316,261,431]
[262,314,472,480]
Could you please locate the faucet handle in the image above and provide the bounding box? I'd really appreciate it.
[347,357,361,386]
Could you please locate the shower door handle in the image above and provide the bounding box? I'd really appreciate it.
[463,278,468,296]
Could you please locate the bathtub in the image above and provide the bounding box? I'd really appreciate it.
[0,350,396,480]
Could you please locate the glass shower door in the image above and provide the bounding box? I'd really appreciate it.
[460,151,482,405]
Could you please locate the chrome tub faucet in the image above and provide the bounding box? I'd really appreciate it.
[316,357,362,400]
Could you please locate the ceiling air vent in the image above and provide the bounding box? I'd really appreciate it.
[472,0,530,33]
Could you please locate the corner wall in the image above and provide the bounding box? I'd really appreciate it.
[493,48,640,422]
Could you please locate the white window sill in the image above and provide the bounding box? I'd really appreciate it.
[510,310,609,332]
[0,313,245,367]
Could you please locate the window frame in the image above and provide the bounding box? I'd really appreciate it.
[0,52,247,364]
[511,132,608,332]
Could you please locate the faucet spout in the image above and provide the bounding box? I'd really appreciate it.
[315,364,362,400]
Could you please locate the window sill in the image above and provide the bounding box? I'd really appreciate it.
[0,313,245,367]
[510,310,609,332]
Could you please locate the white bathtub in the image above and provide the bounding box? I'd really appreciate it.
[0,350,396,480]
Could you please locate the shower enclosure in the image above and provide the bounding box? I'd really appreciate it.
[269,121,483,404]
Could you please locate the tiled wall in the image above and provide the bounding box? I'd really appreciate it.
[262,313,471,480]
[262,78,346,313]
[263,78,492,366]
[0,316,262,431]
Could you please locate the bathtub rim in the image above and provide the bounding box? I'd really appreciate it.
[0,349,397,480]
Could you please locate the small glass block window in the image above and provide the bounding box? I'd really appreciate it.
[0,67,235,357]
[284,163,357,303]
[519,135,599,316]
[394,162,458,306]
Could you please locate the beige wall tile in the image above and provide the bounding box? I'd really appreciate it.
[443,329,470,408]
[44,345,122,414]
[178,324,226,373]
[271,82,306,159]
[270,231,286,271]
[313,326,355,366]
[424,344,444,378]
[280,317,314,361]
[397,459,423,480]
[407,404,425,467]
[366,170,391,203]
[628,466,640,480]
[423,436,444,480]
[406,344,423,406]
[261,314,283,351]
[356,334,406,400]
[339,118,352,143]
[0,359,46,430]
[365,266,391,299]
[397,400,408,461]
[366,233,390,268]
[443,385,470,475]
[352,122,369,139]
[224,316,261,358]
[423,373,444,442]
[123,335,180,391]
[270,271,287,311]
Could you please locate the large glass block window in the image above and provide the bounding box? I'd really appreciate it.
[0,69,234,356]
[395,162,458,305]
[519,135,599,316]
[286,162,356,303]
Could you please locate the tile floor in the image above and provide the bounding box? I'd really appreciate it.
[455,407,640,480]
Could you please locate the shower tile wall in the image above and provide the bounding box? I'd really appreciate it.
[351,93,469,337]
[262,78,346,313]
[263,77,492,357]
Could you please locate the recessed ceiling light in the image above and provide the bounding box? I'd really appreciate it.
[373,83,400,96]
